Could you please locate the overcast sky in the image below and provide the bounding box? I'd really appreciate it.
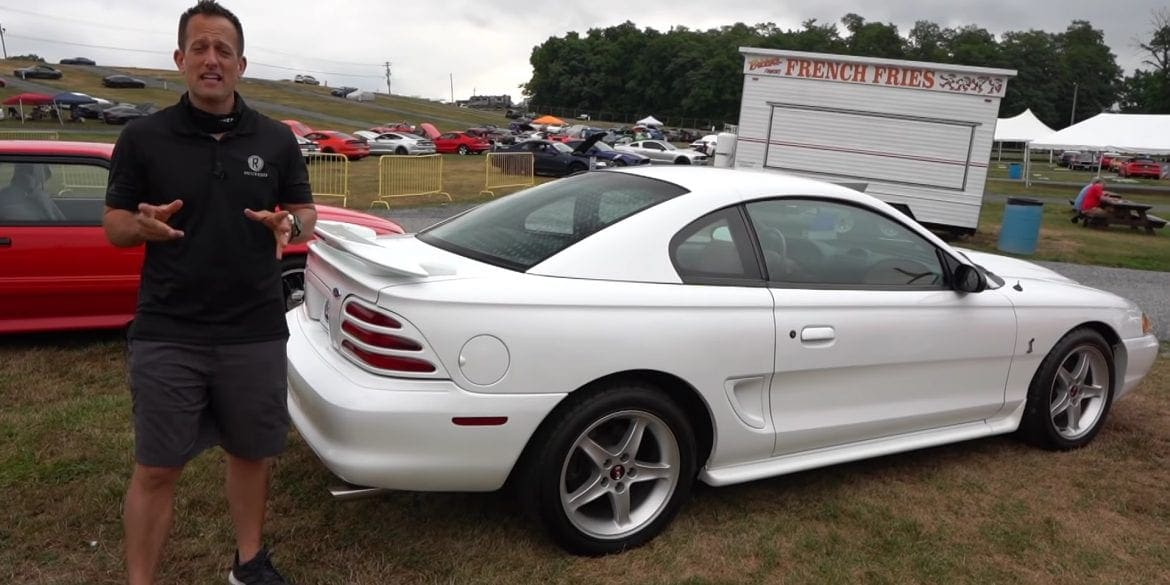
[2,1,1165,101]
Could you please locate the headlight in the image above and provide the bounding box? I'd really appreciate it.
[1142,313,1154,335]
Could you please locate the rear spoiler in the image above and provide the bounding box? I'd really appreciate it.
[312,221,455,277]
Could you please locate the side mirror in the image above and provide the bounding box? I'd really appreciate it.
[953,264,986,293]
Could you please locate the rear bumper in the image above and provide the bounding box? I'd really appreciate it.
[286,308,566,491]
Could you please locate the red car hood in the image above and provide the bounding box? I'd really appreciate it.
[317,204,403,234]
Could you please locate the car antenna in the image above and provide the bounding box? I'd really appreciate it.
[1013,281,1023,291]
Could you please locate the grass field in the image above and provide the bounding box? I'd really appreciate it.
[2,333,1167,584]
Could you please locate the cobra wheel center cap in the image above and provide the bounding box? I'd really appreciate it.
[609,465,626,481]
[1070,385,1080,398]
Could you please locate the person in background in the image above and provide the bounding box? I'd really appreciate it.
[1077,177,1119,224]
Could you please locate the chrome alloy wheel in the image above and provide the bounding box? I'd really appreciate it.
[1049,344,1109,441]
[559,410,681,541]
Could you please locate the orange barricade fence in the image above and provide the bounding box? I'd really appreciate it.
[306,153,350,207]
[481,152,534,197]
[374,154,450,208]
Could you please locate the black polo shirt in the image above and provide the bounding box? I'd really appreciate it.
[106,94,313,344]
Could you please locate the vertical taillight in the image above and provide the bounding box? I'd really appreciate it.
[340,301,437,375]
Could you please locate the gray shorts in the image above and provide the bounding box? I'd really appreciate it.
[128,339,290,467]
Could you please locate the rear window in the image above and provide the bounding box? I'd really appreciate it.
[418,172,686,271]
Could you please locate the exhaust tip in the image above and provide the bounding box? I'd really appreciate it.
[328,482,389,501]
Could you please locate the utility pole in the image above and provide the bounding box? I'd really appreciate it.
[1070,82,1079,126]
[383,61,392,95]
[449,73,454,103]
[0,23,8,60]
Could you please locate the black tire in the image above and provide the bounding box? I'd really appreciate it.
[1019,328,1115,450]
[280,256,307,312]
[519,382,696,556]
[613,159,627,167]
[674,157,691,165]
[457,145,470,155]
[395,146,408,155]
[322,147,334,154]
[567,162,587,175]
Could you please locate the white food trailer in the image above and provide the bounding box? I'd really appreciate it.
[732,48,1016,235]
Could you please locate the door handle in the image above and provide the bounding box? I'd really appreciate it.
[0,237,11,247]
[800,326,836,343]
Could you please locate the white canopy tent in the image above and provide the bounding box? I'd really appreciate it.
[635,115,663,127]
[992,109,1055,180]
[994,108,1055,143]
[1027,113,1170,184]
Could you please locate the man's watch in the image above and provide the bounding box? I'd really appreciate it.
[289,213,303,239]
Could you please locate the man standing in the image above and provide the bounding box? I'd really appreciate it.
[103,2,315,583]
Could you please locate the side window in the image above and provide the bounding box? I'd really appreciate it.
[670,207,762,284]
[647,143,664,151]
[745,199,945,288]
[0,161,109,225]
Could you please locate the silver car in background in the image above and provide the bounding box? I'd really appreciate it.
[353,130,437,155]
[616,139,708,165]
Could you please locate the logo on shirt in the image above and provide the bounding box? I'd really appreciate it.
[244,154,269,178]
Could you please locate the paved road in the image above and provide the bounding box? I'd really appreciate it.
[368,203,1170,339]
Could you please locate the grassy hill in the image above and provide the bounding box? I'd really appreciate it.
[0,58,512,137]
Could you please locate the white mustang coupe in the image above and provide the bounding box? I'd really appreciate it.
[287,166,1159,555]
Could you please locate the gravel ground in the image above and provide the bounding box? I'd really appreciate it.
[370,203,1170,340]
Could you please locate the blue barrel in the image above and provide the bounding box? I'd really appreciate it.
[998,197,1044,255]
[1008,162,1023,180]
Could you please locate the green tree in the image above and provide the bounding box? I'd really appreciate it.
[998,30,1062,127]
[841,13,906,58]
[1056,20,1123,126]
[1124,10,1170,113]
[906,21,952,62]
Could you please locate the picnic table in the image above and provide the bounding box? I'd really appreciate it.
[1094,197,1166,234]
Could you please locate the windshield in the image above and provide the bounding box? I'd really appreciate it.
[551,142,574,153]
[590,141,614,152]
[660,142,677,151]
[418,172,687,271]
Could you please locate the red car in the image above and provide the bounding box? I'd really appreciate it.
[281,119,313,137]
[1118,158,1163,179]
[433,131,491,155]
[302,131,371,160]
[0,140,404,334]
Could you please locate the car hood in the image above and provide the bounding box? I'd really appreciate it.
[317,204,404,234]
[571,131,606,154]
[954,248,1076,285]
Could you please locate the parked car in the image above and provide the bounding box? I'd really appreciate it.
[59,57,96,66]
[1058,150,1082,168]
[101,104,156,125]
[102,75,147,89]
[281,120,313,137]
[294,74,320,85]
[1067,152,1100,171]
[353,130,436,155]
[1118,158,1163,179]
[75,101,119,120]
[331,86,358,98]
[302,131,371,160]
[296,135,320,160]
[0,140,404,334]
[433,131,492,155]
[617,140,708,165]
[14,64,63,80]
[689,134,720,156]
[1108,156,1132,173]
[493,136,610,176]
[284,165,1158,555]
[565,138,650,167]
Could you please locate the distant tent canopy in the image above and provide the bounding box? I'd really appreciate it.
[1029,113,1170,155]
[2,92,54,106]
[532,115,565,126]
[636,115,663,127]
[993,109,1055,143]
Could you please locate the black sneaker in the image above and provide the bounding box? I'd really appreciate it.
[228,547,288,585]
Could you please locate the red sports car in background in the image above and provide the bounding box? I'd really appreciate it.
[302,131,371,160]
[1118,158,1163,179]
[0,141,403,334]
[432,131,491,155]
[281,119,314,137]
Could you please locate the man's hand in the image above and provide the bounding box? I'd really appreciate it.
[244,208,292,259]
[136,200,185,241]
